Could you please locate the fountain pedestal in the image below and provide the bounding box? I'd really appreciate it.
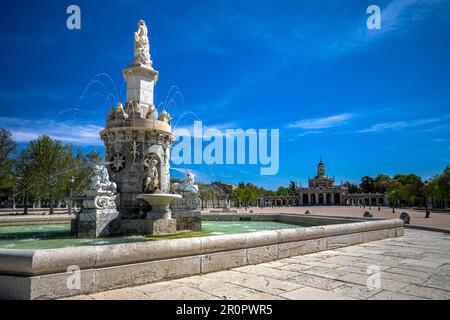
[136,193,182,235]
[71,165,120,238]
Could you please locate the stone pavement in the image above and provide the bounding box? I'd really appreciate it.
[205,206,450,230]
[66,229,450,300]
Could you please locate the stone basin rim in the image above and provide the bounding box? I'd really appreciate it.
[136,193,182,199]
[0,218,403,277]
[135,193,182,208]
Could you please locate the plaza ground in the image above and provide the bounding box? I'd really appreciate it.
[206,206,450,230]
[2,206,449,230]
[1,206,449,300]
[66,229,450,300]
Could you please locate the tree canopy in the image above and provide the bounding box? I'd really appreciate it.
[1,127,449,210]
[0,129,16,196]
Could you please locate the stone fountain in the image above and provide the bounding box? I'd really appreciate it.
[72,19,196,236]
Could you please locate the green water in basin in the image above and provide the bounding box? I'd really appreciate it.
[0,221,301,250]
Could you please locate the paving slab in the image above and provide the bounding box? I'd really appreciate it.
[399,284,450,300]
[280,287,354,300]
[290,274,345,290]
[331,283,382,299]
[368,290,424,300]
[137,285,219,300]
[67,229,450,300]
[234,265,301,280]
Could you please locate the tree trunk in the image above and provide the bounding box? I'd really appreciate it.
[49,195,54,215]
[23,191,28,215]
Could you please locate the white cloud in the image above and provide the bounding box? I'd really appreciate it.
[173,121,238,139]
[287,130,324,142]
[291,0,448,61]
[180,1,448,112]
[288,113,354,130]
[358,118,439,133]
[0,117,103,146]
[382,0,445,33]
[433,138,449,142]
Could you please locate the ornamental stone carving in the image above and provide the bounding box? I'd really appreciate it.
[172,172,201,211]
[81,164,118,210]
[143,154,160,193]
[131,19,152,67]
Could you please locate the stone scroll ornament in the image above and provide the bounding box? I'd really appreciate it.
[184,192,201,210]
[82,164,118,210]
[143,154,160,193]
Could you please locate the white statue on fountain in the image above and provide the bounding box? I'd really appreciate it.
[183,172,199,193]
[91,165,117,193]
[73,164,118,211]
[172,172,198,193]
[131,19,152,67]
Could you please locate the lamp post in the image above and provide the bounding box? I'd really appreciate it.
[391,190,396,213]
[424,180,431,218]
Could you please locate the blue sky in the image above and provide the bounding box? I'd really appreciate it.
[0,0,449,189]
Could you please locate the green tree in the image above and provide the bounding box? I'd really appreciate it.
[392,174,423,207]
[374,174,391,193]
[0,128,16,198]
[359,176,375,193]
[19,136,78,214]
[241,185,257,210]
[14,149,35,214]
[430,166,450,208]
[210,182,230,208]
[198,183,214,209]
[345,181,359,194]
[214,182,233,206]
[288,181,298,195]
[232,184,257,210]
[387,188,400,213]
[231,187,244,208]
[72,150,102,195]
[276,186,290,196]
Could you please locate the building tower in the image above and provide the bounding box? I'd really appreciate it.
[317,156,326,178]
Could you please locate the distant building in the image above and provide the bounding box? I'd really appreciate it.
[257,159,387,207]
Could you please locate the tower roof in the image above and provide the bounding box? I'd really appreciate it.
[318,155,324,166]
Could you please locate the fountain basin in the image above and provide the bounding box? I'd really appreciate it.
[136,193,182,219]
[135,193,182,235]
[0,215,404,299]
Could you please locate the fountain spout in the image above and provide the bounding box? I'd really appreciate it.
[136,193,181,220]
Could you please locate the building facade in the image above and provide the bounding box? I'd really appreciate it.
[257,159,387,207]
